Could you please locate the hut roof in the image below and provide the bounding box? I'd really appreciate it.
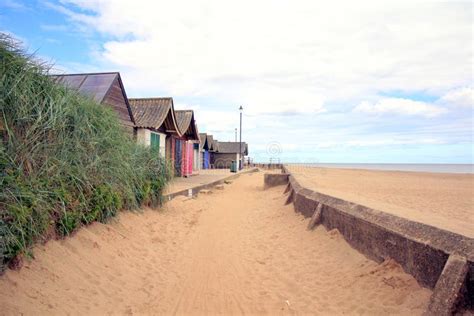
[199,133,208,150]
[51,72,135,124]
[216,141,248,155]
[175,110,199,140]
[175,110,192,134]
[206,135,215,150]
[128,97,180,134]
[213,140,219,152]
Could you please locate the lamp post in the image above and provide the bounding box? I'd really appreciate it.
[235,128,237,142]
[239,106,243,170]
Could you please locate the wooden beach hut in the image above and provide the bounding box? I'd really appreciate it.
[128,97,180,159]
[213,141,248,169]
[206,134,216,168]
[193,141,201,174]
[175,110,200,177]
[191,123,201,174]
[52,72,135,135]
[199,133,210,169]
[211,138,220,168]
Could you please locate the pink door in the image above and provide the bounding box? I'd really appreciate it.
[182,141,194,177]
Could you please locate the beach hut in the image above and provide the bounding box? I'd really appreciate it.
[206,134,216,168]
[190,123,201,174]
[211,139,220,168]
[212,141,249,169]
[52,72,135,135]
[193,141,201,173]
[199,133,210,169]
[175,110,199,177]
[128,97,180,160]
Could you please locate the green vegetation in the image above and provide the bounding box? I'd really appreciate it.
[0,34,172,269]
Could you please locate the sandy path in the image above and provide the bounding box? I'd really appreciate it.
[286,166,474,237]
[0,172,431,315]
[165,169,236,194]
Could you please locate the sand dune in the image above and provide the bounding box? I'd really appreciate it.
[0,172,431,315]
[286,166,474,237]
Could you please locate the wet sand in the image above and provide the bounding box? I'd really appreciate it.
[286,166,474,237]
[0,172,430,315]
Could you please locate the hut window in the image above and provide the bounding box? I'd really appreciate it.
[151,132,160,152]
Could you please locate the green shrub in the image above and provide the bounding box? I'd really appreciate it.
[89,184,122,223]
[56,210,80,237]
[0,34,172,268]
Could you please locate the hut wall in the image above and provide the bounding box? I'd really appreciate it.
[210,152,216,168]
[166,136,173,162]
[136,128,166,157]
[213,153,239,169]
[170,136,175,172]
[136,128,150,146]
[189,142,195,174]
[102,77,135,135]
[154,132,166,157]
[193,143,200,172]
[174,138,182,177]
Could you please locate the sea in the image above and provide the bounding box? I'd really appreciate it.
[284,163,474,174]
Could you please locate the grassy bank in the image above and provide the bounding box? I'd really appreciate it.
[0,34,171,269]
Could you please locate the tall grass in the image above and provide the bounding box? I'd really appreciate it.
[0,34,172,270]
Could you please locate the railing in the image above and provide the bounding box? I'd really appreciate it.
[247,158,283,170]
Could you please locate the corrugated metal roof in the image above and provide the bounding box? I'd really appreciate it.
[51,72,135,124]
[52,72,118,103]
[129,97,174,130]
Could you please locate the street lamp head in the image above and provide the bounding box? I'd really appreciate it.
[239,106,243,112]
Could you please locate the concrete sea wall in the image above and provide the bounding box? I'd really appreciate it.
[265,167,474,315]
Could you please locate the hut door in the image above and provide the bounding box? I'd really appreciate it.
[150,133,160,153]
[203,151,210,169]
[174,139,182,176]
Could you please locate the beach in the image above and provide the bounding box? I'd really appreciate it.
[0,172,431,315]
[286,166,474,237]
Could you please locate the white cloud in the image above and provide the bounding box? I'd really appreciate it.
[52,0,472,111]
[43,0,473,162]
[0,0,29,11]
[438,87,473,108]
[187,109,254,137]
[354,98,447,117]
[40,24,70,32]
[50,61,103,75]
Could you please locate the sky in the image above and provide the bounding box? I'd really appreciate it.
[1,0,473,163]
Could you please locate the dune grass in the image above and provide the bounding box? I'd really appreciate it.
[0,34,172,270]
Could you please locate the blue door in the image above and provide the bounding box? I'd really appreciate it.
[174,139,182,176]
[203,150,210,169]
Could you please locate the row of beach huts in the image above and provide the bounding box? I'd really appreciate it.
[52,72,248,177]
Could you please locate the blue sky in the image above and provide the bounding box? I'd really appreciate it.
[1,0,473,163]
